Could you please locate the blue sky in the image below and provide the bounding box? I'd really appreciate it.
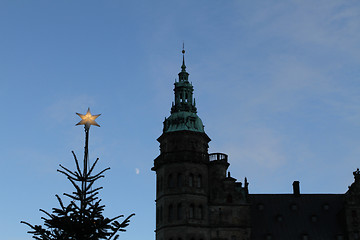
[1,0,360,239]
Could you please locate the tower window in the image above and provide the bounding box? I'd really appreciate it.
[189,174,194,187]
[168,174,175,188]
[227,194,233,203]
[177,173,183,187]
[196,175,202,188]
[189,204,195,219]
[198,205,203,219]
[168,204,173,222]
[177,203,183,220]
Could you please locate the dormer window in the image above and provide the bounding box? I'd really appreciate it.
[265,234,272,240]
[302,234,309,240]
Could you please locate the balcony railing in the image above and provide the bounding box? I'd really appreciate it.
[209,153,228,162]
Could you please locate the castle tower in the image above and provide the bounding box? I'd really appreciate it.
[152,49,250,240]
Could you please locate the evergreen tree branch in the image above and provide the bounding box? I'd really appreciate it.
[72,151,82,177]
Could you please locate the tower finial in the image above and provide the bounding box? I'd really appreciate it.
[181,42,186,72]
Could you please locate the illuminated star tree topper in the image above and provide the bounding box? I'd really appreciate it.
[76,107,101,129]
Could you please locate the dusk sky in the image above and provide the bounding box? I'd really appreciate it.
[1,1,360,239]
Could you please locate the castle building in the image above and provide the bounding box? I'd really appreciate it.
[152,50,360,240]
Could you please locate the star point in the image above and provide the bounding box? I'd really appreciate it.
[76,108,101,128]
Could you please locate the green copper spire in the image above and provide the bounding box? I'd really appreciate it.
[179,46,189,81]
[163,48,205,133]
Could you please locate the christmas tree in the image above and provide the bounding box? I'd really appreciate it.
[22,108,134,240]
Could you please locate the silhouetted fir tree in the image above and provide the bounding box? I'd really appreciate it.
[22,109,134,240]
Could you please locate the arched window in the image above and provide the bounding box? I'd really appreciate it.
[198,205,203,219]
[168,174,175,188]
[196,174,202,188]
[168,204,173,222]
[189,204,195,219]
[189,174,194,187]
[177,203,183,220]
[177,173,183,187]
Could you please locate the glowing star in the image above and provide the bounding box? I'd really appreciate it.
[76,108,101,128]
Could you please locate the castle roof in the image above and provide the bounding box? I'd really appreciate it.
[250,193,345,240]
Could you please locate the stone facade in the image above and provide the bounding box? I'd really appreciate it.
[152,131,250,240]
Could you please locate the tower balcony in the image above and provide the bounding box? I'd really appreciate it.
[209,153,228,162]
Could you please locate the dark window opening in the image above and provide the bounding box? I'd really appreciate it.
[189,204,195,219]
[197,175,202,188]
[177,203,182,220]
[227,194,233,203]
[177,173,183,187]
[198,205,203,219]
[189,174,194,187]
[168,174,175,188]
[168,205,173,222]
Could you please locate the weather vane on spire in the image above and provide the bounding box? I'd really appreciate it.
[181,42,186,72]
